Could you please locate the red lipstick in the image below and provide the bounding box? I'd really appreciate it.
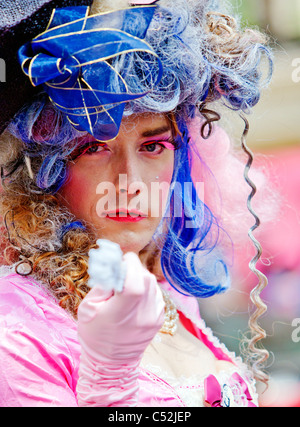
[103,210,147,222]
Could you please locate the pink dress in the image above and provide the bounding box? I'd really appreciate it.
[0,272,258,407]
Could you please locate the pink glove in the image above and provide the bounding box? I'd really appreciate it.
[76,251,165,407]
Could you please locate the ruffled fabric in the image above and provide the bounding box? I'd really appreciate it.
[204,373,257,407]
[141,280,259,407]
[0,272,258,407]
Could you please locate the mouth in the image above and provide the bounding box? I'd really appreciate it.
[102,210,148,222]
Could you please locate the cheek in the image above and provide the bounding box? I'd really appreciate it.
[159,168,173,205]
[159,164,174,185]
[148,160,174,218]
[159,155,174,192]
[59,168,97,217]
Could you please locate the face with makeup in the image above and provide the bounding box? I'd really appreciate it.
[58,113,175,254]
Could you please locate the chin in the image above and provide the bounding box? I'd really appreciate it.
[97,231,151,255]
[93,215,162,255]
[119,239,149,255]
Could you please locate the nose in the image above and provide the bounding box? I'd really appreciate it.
[117,174,142,197]
[114,154,144,197]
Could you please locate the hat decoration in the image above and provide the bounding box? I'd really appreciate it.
[18,5,163,141]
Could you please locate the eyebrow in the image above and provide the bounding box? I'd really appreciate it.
[141,125,171,138]
[70,125,173,160]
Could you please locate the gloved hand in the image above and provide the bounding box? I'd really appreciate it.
[76,240,165,406]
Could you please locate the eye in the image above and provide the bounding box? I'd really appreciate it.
[85,144,106,155]
[75,143,107,158]
[141,139,176,155]
[142,142,164,153]
[70,143,108,161]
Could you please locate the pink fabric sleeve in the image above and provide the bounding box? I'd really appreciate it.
[0,274,81,407]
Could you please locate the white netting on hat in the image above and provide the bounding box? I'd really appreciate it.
[0,0,52,28]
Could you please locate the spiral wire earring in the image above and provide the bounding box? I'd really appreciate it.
[198,103,221,139]
[240,113,269,387]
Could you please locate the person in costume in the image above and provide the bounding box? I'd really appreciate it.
[0,0,274,407]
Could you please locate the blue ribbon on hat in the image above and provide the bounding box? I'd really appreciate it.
[18,5,163,141]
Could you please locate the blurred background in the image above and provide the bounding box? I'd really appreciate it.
[199,0,300,407]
